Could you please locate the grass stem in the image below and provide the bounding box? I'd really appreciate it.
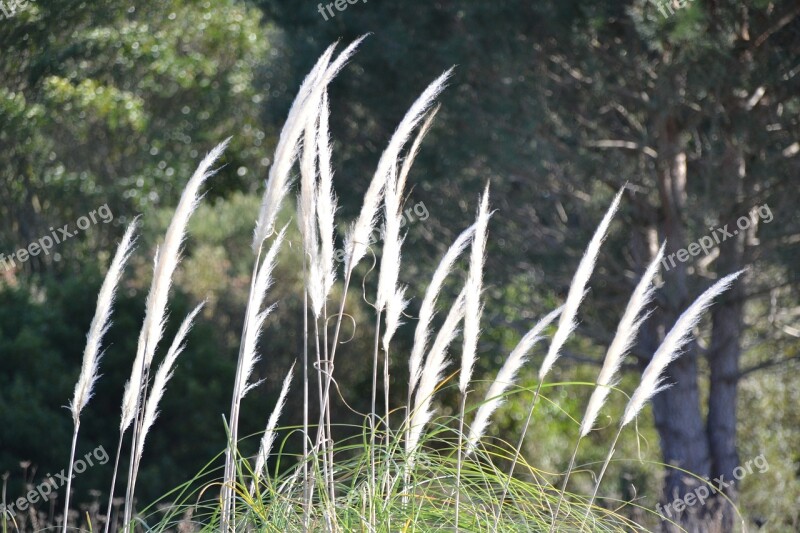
[550,435,582,529]
[580,424,623,531]
[498,379,543,517]
[103,430,125,533]
[61,425,79,533]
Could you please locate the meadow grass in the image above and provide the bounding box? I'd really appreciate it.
[134,412,646,533]
[30,37,744,532]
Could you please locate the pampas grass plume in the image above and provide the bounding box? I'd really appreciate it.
[122,139,229,433]
[70,219,138,423]
[466,305,562,453]
[407,223,475,397]
[316,90,338,297]
[252,362,295,492]
[252,45,335,250]
[142,139,229,368]
[459,184,491,393]
[579,242,664,437]
[538,187,623,380]
[345,69,453,273]
[253,38,364,250]
[238,225,288,401]
[621,270,744,427]
[63,220,138,533]
[408,288,466,455]
[136,302,205,462]
[383,286,409,352]
[376,163,403,312]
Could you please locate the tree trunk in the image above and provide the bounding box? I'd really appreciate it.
[647,114,713,532]
[705,146,747,530]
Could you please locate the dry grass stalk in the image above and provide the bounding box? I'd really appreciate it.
[64,221,138,533]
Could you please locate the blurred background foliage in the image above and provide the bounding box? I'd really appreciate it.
[1,0,798,530]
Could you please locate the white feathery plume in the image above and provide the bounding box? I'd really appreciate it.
[378,106,439,340]
[387,106,439,342]
[466,305,563,453]
[407,225,475,393]
[538,187,623,380]
[251,45,334,250]
[374,159,406,518]
[299,110,319,259]
[143,139,228,368]
[579,243,664,438]
[383,286,409,352]
[345,69,453,274]
[120,256,156,432]
[70,219,138,423]
[408,224,476,397]
[396,105,439,197]
[376,163,403,312]
[298,109,325,317]
[253,38,365,249]
[237,226,288,401]
[582,270,745,527]
[459,185,491,393]
[621,270,744,427]
[407,288,466,456]
[223,225,288,531]
[136,302,204,463]
[122,140,228,430]
[453,192,489,533]
[63,220,138,533]
[316,90,338,297]
[251,362,295,493]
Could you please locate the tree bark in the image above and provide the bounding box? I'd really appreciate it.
[649,115,715,532]
[705,145,747,530]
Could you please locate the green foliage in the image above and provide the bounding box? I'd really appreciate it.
[0,0,276,268]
